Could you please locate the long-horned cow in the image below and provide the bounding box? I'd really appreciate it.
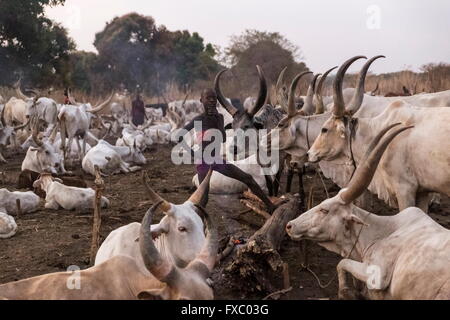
[307,57,450,211]
[286,124,450,300]
[95,170,213,275]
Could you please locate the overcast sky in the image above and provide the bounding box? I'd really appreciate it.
[46,0,450,74]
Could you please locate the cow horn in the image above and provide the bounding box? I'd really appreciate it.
[314,66,338,114]
[346,55,385,115]
[189,204,218,274]
[247,65,268,117]
[139,204,176,282]
[287,71,312,117]
[142,171,171,212]
[301,73,321,115]
[188,168,212,207]
[214,70,238,117]
[332,56,366,118]
[339,124,413,204]
[31,116,43,147]
[14,79,29,100]
[67,88,78,105]
[275,67,288,111]
[13,117,31,131]
[88,92,114,113]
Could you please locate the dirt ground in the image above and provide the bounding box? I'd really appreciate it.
[0,144,449,300]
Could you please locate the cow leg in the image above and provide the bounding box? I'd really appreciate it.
[272,165,283,197]
[416,192,431,213]
[285,168,294,194]
[297,168,305,206]
[66,136,74,166]
[44,199,59,210]
[337,259,370,300]
[264,175,274,197]
[0,150,6,163]
[396,187,417,211]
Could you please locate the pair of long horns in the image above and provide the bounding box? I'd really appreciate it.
[139,169,217,282]
[14,79,39,101]
[333,55,385,117]
[215,66,267,118]
[339,123,413,204]
[142,168,213,212]
[314,66,338,114]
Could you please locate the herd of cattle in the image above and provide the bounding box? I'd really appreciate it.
[0,54,449,299]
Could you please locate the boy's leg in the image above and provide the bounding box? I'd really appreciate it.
[215,162,276,213]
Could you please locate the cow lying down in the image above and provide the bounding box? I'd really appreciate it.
[286,124,450,300]
[0,189,218,299]
[0,210,17,239]
[95,170,212,276]
[33,173,109,212]
[0,188,40,215]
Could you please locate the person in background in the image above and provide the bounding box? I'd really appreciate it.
[131,92,147,126]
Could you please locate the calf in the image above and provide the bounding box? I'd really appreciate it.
[0,188,40,215]
[32,173,109,211]
[0,210,17,239]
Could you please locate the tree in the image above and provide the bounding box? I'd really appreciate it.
[0,0,75,87]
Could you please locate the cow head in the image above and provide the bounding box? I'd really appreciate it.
[139,170,216,300]
[24,118,65,174]
[32,173,62,194]
[215,65,268,131]
[286,124,412,251]
[308,56,386,163]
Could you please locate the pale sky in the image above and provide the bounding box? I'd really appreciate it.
[46,0,450,74]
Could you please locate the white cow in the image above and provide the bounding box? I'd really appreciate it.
[95,170,212,276]
[0,210,17,239]
[82,140,143,176]
[0,188,40,215]
[286,125,450,300]
[32,173,109,211]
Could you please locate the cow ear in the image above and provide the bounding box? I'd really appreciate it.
[224,123,232,130]
[345,214,369,226]
[137,287,170,300]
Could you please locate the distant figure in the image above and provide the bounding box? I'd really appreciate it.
[131,93,146,126]
[64,88,70,105]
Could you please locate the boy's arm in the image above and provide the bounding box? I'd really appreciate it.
[218,114,226,143]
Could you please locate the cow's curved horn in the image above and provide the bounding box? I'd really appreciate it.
[247,65,268,117]
[215,70,238,117]
[142,171,171,212]
[139,204,177,282]
[14,79,29,100]
[332,56,366,118]
[67,88,78,105]
[314,66,338,114]
[189,204,218,274]
[301,73,321,115]
[88,92,114,113]
[31,116,43,147]
[275,67,288,111]
[188,168,212,207]
[287,71,312,117]
[13,117,31,131]
[346,55,385,115]
[339,124,413,204]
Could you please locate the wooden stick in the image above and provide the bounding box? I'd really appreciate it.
[262,287,293,300]
[282,262,290,290]
[16,199,21,218]
[89,165,105,265]
[240,199,271,220]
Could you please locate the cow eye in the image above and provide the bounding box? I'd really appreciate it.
[321,128,328,134]
[319,208,329,214]
[45,151,50,155]
[178,226,187,232]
